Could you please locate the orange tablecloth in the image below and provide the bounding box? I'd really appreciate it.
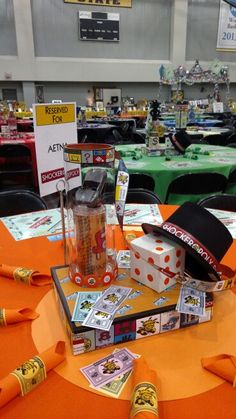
[0,205,236,419]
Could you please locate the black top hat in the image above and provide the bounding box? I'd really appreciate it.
[142,202,233,281]
[169,131,192,154]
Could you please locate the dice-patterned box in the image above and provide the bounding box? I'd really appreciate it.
[130,233,185,293]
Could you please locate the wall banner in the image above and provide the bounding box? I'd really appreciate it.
[217,0,236,50]
[33,102,78,197]
[64,0,131,7]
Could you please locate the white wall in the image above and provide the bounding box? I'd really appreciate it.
[0,0,236,107]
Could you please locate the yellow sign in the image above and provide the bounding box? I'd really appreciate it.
[64,0,131,7]
[36,104,75,126]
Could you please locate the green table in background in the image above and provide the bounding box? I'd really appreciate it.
[115,144,236,204]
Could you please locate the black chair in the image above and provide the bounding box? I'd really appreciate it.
[226,168,236,194]
[112,128,125,144]
[197,193,236,211]
[228,168,236,184]
[17,121,34,132]
[165,172,227,204]
[227,143,236,148]
[0,144,34,190]
[203,134,227,146]
[0,190,47,217]
[102,188,162,204]
[132,131,146,144]
[226,133,236,146]
[119,121,130,137]
[129,174,155,191]
[189,134,209,145]
[188,133,204,142]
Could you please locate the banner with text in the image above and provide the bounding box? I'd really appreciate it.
[33,102,78,197]
[64,0,131,7]
[217,0,236,50]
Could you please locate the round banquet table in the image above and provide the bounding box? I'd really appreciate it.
[115,144,236,203]
[0,205,236,419]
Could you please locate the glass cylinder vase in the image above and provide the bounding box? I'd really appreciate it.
[63,143,117,288]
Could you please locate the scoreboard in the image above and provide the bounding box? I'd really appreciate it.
[79,11,120,41]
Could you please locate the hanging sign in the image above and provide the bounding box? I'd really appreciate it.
[33,102,78,197]
[64,0,131,7]
[217,0,236,50]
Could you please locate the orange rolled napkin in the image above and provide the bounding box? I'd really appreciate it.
[201,354,236,386]
[0,264,52,286]
[130,358,159,419]
[0,341,65,408]
[0,307,39,326]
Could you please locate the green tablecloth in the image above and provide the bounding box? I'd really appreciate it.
[115,144,236,204]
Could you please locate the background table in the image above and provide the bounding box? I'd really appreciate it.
[187,127,232,138]
[0,205,236,419]
[0,120,34,133]
[85,118,136,128]
[115,144,236,202]
[77,123,116,143]
[163,119,225,129]
[14,112,33,119]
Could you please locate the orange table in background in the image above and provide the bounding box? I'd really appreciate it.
[0,205,236,419]
[120,113,147,119]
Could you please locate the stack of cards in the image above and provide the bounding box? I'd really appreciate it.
[89,348,140,397]
[82,285,132,331]
[80,347,136,390]
[176,286,206,317]
[72,285,132,331]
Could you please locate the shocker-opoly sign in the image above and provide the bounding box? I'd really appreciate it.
[64,0,131,7]
[33,102,78,197]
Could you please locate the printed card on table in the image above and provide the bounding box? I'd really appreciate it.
[82,308,114,331]
[1,208,65,241]
[117,250,130,268]
[80,347,136,388]
[91,285,132,315]
[176,286,205,317]
[91,370,132,398]
[90,347,140,397]
[72,291,102,322]
[106,204,163,225]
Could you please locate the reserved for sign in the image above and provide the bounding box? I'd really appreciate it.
[35,104,76,126]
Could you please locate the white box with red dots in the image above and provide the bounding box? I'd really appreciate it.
[130,233,185,293]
